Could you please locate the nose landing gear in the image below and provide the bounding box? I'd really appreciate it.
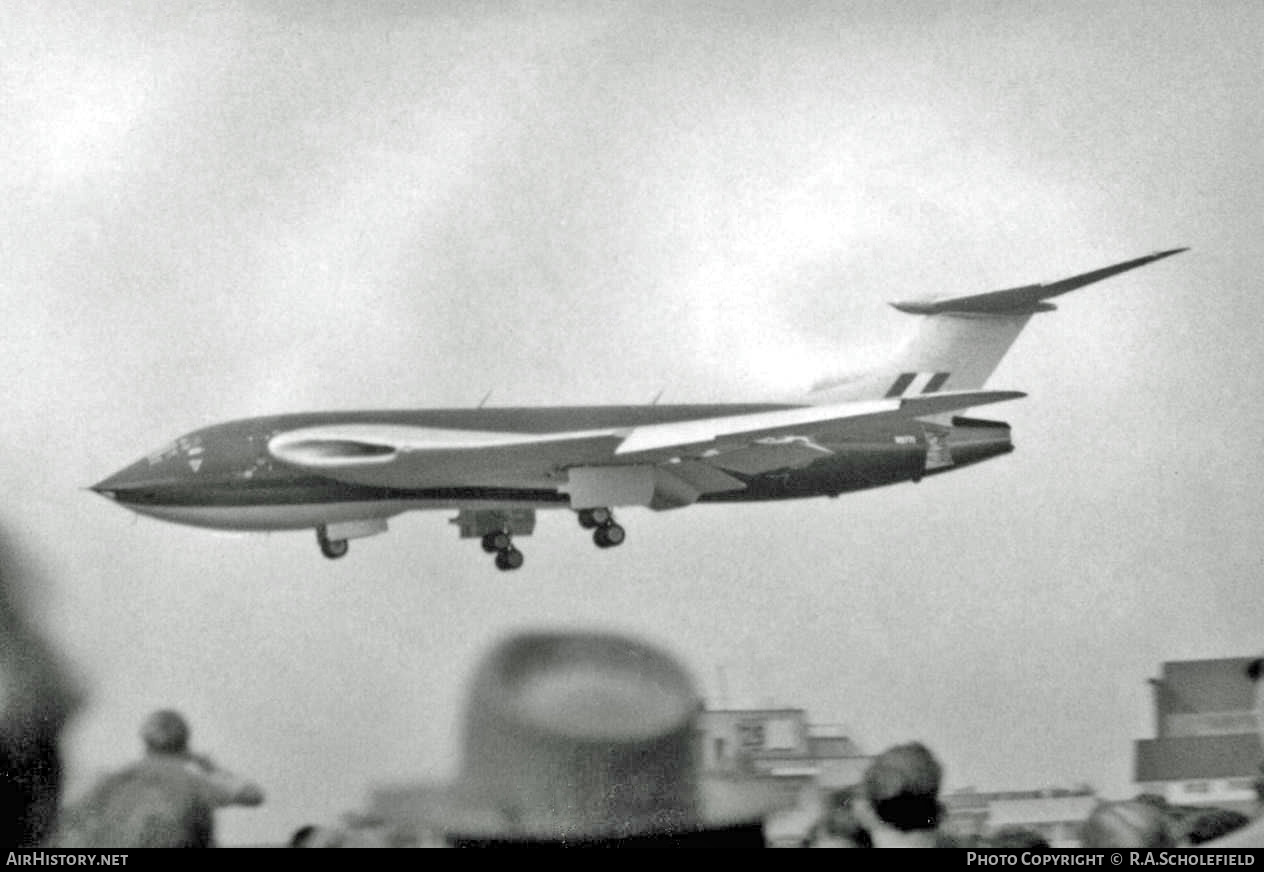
[316,525,349,559]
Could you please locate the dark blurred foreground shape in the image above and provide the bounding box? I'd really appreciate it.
[426,629,787,847]
[64,708,264,848]
[0,532,82,849]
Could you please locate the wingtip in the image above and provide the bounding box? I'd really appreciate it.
[1152,246,1190,259]
[983,389,1027,403]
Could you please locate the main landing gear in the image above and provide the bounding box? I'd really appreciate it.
[481,530,525,571]
[316,525,349,560]
[577,507,626,549]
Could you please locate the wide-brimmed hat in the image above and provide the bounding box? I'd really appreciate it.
[429,630,787,842]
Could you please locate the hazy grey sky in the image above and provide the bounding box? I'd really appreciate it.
[3,0,1262,844]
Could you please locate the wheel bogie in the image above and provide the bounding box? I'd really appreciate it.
[470,508,629,567]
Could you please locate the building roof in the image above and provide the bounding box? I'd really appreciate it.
[1134,733,1263,782]
[1156,658,1257,714]
[987,795,1100,828]
[945,787,1094,806]
[943,791,991,811]
[807,735,862,758]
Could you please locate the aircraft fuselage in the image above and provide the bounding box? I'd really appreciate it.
[92,405,1013,533]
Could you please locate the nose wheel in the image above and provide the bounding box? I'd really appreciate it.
[578,508,626,549]
[483,530,524,571]
[316,525,349,559]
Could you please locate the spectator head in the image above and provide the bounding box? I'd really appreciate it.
[141,709,190,755]
[860,742,943,833]
[432,629,784,846]
[1080,800,1176,849]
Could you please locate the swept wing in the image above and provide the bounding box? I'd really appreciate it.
[267,389,1024,497]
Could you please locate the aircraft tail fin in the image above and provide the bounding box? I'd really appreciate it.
[808,248,1187,403]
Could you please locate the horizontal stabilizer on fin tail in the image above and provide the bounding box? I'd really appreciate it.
[809,247,1187,403]
[890,247,1188,315]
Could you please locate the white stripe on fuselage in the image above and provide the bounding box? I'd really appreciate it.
[122,498,558,531]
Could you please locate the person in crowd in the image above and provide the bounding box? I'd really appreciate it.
[1080,800,1176,849]
[854,741,951,847]
[71,709,264,847]
[1182,808,1250,845]
[134,710,265,807]
[290,824,346,848]
[808,785,873,848]
[428,629,785,847]
[68,764,214,848]
[0,531,82,848]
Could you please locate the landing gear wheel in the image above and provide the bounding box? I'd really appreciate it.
[495,547,525,571]
[321,539,349,559]
[482,531,511,553]
[316,526,349,559]
[594,523,626,548]
[577,507,612,529]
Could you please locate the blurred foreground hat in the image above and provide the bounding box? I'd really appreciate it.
[430,630,786,842]
[1,529,84,847]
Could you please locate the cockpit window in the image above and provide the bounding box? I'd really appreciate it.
[146,441,180,466]
[145,434,203,466]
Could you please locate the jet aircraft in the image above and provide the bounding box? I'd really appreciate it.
[92,249,1186,570]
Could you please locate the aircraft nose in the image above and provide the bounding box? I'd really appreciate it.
[89,480,117,500]
[89,459,164,500]
[90,469,131,500]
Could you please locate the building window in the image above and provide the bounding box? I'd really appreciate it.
[714,737,726,763]
[764,717,799,751]
[1185,781,1210,794]
[737,720,765,750]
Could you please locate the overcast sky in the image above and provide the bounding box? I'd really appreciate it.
[3,0,1262,845]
